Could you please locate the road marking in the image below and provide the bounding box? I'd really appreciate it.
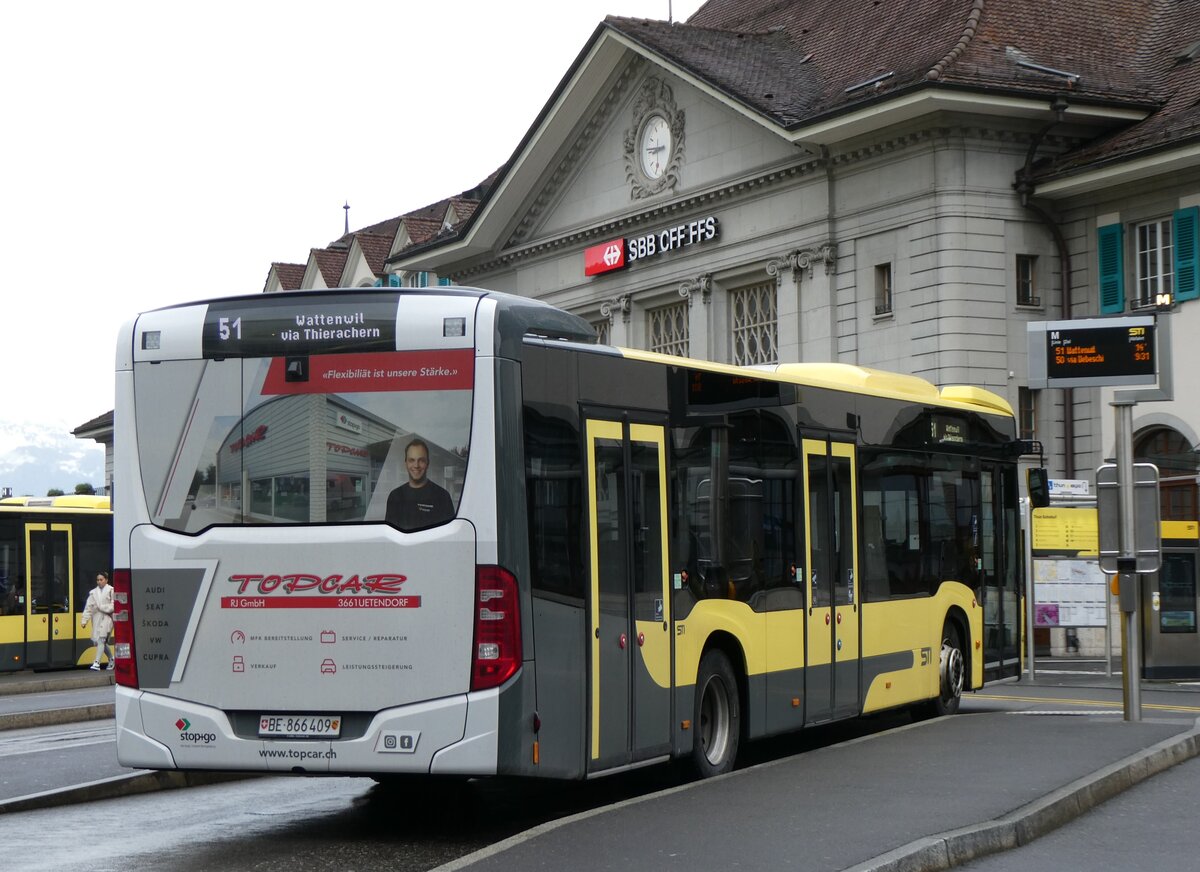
[974,693,1200,714]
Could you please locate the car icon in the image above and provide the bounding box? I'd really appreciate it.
[320,659,337,675]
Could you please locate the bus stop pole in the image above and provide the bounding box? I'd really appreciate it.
[1022,498,1036,681]
[1115,400,1142,721]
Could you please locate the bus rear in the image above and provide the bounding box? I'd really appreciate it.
[113,289,574,776]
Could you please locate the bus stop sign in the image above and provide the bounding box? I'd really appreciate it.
[1097,462,1161,575]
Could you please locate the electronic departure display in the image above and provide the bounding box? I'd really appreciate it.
[201,292,401,357]
[1027,316,1158,389]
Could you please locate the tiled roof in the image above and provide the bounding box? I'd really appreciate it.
[401,216,444,245]
[624,1,1161,122]
[626,0,1198,176]
[270,262,306,291]
[312,247,349,286]
[353,233,393,275]
[72,410,113,437]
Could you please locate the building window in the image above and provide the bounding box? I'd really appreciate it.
[648,301,689,356]
[1135,218,1173,308]
[1134,427,1197,522]
[593,319,610,346]
[730,281,777,365]
[1018,387,1037,441]
[1016,255,1040,306]
[874,263,892,315]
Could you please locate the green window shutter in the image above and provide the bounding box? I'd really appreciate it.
[1097,223,1125,313]
[1175,207,1199,302]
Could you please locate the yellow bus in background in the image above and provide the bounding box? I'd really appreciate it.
[0,494,112,671]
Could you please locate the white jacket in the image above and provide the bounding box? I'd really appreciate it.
[81,584,114,643]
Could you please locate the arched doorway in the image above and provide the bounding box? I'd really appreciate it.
[1134,427,1198,521]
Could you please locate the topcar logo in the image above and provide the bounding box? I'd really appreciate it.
[176,717,216,745]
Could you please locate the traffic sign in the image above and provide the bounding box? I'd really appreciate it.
[1097,462,1161,574]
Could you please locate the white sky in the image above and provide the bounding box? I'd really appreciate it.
[2,0,706,433]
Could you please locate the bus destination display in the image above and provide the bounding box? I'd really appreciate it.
[202,293,400,357]
[1027,316,1157,389]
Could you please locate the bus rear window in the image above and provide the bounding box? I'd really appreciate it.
[135,350,473,533]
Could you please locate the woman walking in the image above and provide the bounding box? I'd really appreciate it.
[81,571,115,670]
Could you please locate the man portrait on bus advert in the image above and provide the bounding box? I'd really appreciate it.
[386,438,454,531]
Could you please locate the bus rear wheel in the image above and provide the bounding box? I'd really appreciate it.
[931,622,965,717]
[913,621,965,720]
[692,649,740,778]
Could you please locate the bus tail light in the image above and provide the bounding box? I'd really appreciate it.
[112,569,139,688]
[471,565,522,691]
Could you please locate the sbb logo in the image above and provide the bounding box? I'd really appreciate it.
[584,239,627,276]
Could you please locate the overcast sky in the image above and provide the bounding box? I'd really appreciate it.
[3,0,705,434]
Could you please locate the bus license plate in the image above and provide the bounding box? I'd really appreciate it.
[258,715,341,739]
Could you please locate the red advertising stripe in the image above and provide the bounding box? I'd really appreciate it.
[221,596,421,609]
[262,350,473,395]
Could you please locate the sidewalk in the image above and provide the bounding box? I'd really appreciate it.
[438,713,1200,872]
[0,666,115,730]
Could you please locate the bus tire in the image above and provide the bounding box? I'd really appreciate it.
[692,649,740,778]
[927,621,965,718]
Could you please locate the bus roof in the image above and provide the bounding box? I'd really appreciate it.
[0,494,111,511]
[612,347,1014,418]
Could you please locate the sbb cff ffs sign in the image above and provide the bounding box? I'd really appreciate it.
[1027,316,1157,389]
[584,216,720,277]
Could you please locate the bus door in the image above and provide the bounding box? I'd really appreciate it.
[981,463,1021,679]
[803,439,860,723]
[25,523,75,669]
[585,417,672,772]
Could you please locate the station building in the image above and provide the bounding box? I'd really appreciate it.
[81,1,1200,659]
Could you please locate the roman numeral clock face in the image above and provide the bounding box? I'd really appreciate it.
[639,114,671,180]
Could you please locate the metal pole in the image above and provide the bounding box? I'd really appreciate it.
[1105,583,1113,679]
[1115,401,1141,721]
[1023,498,1036,681]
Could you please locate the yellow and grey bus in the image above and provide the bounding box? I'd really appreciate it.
[112,288,1020,779]
[0,494,113,671]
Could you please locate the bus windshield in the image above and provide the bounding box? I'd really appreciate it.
[135,350,473,533]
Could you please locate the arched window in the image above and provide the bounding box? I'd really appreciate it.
[1134,427,1198,521]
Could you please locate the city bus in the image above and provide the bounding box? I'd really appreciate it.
[113,288,1021,779]
[0,494,113,671]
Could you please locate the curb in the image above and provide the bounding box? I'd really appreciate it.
[845,717,1200,872]
[0,703,115,731]
[0,770,255,815]
[0,673,114,696]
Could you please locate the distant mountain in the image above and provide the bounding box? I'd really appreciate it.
[0,419,105,498]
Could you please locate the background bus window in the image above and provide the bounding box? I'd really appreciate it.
[0,523,20,616]
[72,518,112,614]
[1158,553,1197,633]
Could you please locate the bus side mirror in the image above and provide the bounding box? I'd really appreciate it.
[1027,468,1050,509]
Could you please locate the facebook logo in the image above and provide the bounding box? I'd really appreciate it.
[376,731,419,754]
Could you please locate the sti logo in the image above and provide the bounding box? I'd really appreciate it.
[175,718,191,731]
[584,239,627,276]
